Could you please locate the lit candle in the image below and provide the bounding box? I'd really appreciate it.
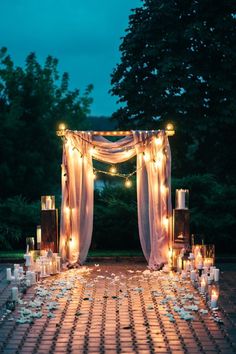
[203,258,214,269]
[211,290,219,308]
[196,252,203,269]
[11,287,18,301]
[213,268,220,282]
[176,189,186,209]
[6,268,12,281]
[45,196,52,210]
[37,225,41,244]
[200,277,207,293]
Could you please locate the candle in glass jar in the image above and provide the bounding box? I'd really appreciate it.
[211,290,219,308]
[45,196,52,210]
[200,277,207,293]
[176,189,186,209]
[37,225,41,243]
[203,258,213,269]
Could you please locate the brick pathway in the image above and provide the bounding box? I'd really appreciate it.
[0,262,235,354]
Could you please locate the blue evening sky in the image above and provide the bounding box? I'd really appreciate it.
[0,0,141,116]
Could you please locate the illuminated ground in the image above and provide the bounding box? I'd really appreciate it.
[0,263,235,353]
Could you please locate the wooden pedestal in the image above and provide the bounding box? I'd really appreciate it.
[41,210,58,253]
[173,209,190,249]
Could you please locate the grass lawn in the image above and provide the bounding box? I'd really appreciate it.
[0,249,143,260]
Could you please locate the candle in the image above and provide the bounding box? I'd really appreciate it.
[24,254,31,267]
[45,196,52,210]
[30,271,36,284]
[203,258,214,269]
[37,225,41,245]
[213,268,220,282]
[190,270,196,281]
[11,287,18,301]
[14,269,19,280]
[6,268,12,281]
[56,256,61,273]
[200,277,207,293]
[211,290,219,308]
[176,189,186,209]
[196,252,203,269]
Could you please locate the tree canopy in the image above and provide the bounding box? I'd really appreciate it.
[0,48,93,199]
[111,0,236,181]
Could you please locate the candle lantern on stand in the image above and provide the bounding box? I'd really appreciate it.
[40,196,58,253]
[172,189,190,270]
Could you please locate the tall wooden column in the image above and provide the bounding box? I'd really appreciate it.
[41,209,58,253]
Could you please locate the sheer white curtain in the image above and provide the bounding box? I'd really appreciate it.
[60,130,172,269]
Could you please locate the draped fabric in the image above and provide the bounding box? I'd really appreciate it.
[60,130,172,269]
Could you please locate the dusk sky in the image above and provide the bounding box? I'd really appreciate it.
[0,0,141,116]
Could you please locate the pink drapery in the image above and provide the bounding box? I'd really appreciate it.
[60,130,172,269]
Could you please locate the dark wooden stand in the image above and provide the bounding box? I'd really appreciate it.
[41,210,58,253]
[173,209,190,249]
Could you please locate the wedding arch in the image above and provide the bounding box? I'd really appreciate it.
[58,129,173,270]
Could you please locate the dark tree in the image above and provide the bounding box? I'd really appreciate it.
[111,0,236,181]
[0,48,93,199]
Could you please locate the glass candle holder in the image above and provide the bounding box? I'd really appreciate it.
[26,237,35,252]
[175,189,189,210]
[41,196,55,210]
[36,225,41,249]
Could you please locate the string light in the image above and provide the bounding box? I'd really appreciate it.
[89,146,96,155]
[109,165,117,174]
[143,152,150,162]
[163,217,169,229]
[124,179,132,188]
[160,184,167,194]
[93,171,97,180]
[154,137,162,146]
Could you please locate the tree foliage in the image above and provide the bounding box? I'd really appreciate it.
[111,0,236,181]
[0,48,93,199]
[110,0,236,250]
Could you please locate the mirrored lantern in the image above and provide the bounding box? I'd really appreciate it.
[41,196,55,210]
[175,189,189,210]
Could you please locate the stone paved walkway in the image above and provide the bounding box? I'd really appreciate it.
[0,262,236,354]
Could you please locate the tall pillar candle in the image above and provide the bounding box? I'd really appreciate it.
[6,268,12,281]
[11,287,18,301]
[213,268,220,282]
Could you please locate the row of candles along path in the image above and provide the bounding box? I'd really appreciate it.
[166,245,220,309]
[6,249,62,303]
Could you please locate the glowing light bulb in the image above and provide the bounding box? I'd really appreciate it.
[163,217,169,229]
[143,152,150,162]
[154,159,162,168]
[156,152,164,161]
[154,137,162,146]
[59,123,66,130]
[109,166,117,174]
[64,207,70,215]
[93,172,97,180]
[125,179,132,188]
[166,123,174,131]
[160,184,167,194]
[89,146,96,155]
